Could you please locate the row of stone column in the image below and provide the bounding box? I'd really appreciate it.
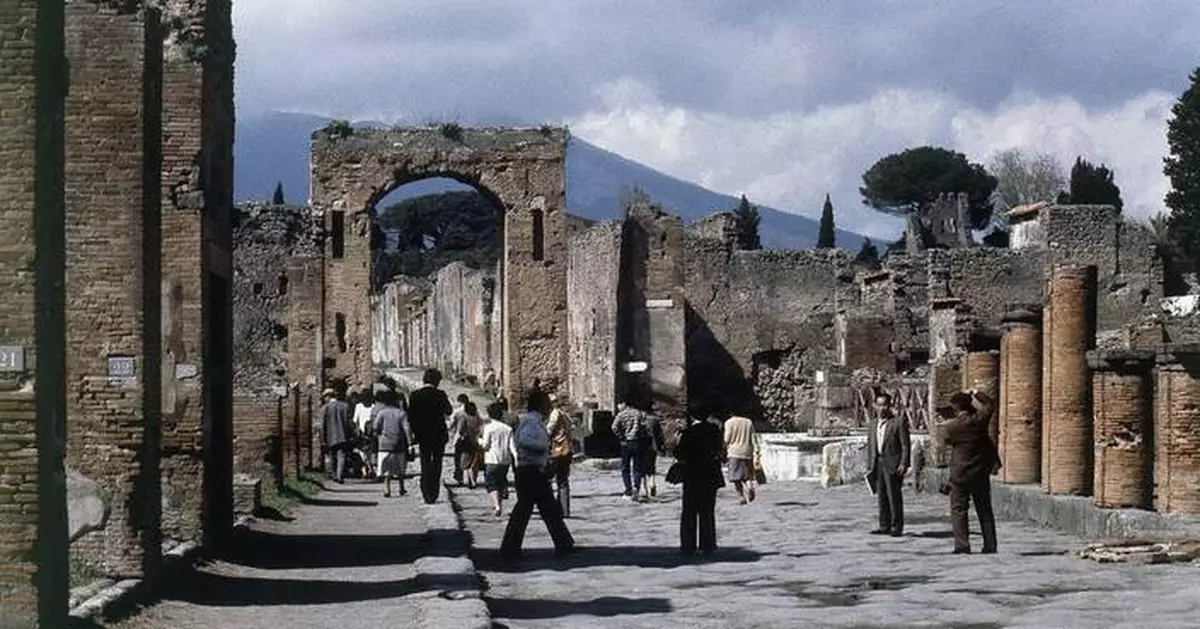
[995,264,1200,514]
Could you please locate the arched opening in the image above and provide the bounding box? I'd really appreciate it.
[369,175,506,385]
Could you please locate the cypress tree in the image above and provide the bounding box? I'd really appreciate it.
[817,193,836,249]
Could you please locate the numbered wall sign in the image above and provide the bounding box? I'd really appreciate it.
[0,346,25,373]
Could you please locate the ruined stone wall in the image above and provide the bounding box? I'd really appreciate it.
[618,204,688,425]
[423,262,495,383]
[684,226,852,423]
[371,284,400,367]
[312,127,569,402]
[567,221,622,412]
[943,248,1046,330]
[157,0,235,546]
[232,204,319,487]
[64,1,163,578]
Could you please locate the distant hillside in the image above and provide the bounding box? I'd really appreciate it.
[235,112,867,250]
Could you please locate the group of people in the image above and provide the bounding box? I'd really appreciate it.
[868,388,999,554]
[320,369,999,561]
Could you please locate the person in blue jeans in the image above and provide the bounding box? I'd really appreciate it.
[613,397,652,502]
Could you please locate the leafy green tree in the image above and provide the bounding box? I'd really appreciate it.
[860,146,997,230]
[733,194,761,250]
[272,181,285,205]
[817,193,836,249]
[1165,67,1200,274]
[1061,157,1123,210]
[854,237,880,269]
[1146,213,1190,295]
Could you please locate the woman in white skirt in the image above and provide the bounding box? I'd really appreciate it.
[373,390,411,497]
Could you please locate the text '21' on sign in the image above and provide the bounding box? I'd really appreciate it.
[0,346,25,373]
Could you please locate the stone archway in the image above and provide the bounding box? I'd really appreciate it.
[310,125,569,402]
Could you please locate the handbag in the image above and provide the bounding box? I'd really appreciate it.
[665,461,685,485]
[753,452,767,485]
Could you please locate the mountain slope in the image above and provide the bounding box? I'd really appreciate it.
[234,112,866,250]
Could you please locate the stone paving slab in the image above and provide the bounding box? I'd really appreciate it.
[452,463,1200,629]
[108,463,483,629]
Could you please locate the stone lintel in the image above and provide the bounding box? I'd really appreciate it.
[1001,303,1043,328]
[1087,349,1156,372]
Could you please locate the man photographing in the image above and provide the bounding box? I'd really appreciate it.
[941,388,999,554]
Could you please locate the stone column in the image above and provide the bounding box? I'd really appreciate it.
[927,352,963,467]
[1089,350,1153,509]
[65,2,164,578]
[1042,265,1097,496]
[999,306,1042,484]
[301,392,314,470]
[283,388,300,481]
[1153,350,1200,515]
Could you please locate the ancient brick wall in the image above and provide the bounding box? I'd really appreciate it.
[837,314,895,373]
[999,308,1042,484]
[157,0,235,547]
[962,350,1000,448]
[684,226,852,420]
[1153,353,1200,515]
[64,1,163,578]
[618,203,688,429]
[423,262,495,384]
[944,248,1046,330]
[372,284,402,367]
[232,394,281,490]
[1041,265,1097,496]
[312,127,569,403]
[1090,352,1153,509]
[566,221,622,412]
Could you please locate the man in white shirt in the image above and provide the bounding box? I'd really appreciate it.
[479,402,516,517]
[866,392,910,537]
[352,386,376,479]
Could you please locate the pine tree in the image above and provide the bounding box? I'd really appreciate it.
[855,237,880,269]
[817,193,836,249]
[1165,67,1200,274]
[272,181,286,205]
[733,195,761,250]
[1063,157,1123,210]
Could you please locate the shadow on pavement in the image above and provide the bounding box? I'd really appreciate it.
[148,570,478,607]
[473,545,767,572]
[298,496,379,508]
[210,528,461,569]
[487,595,673,620]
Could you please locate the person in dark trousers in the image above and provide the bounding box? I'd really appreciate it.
[320,386,354,483]
[500,389,577,560]
[641,410,666,499]
[545,394,574,517]
[450,394,471,484]
[407,368,452,504]
[613,398,651,501]
[866,392,910,537]
[942,389,999,554]
[676,415,725,557]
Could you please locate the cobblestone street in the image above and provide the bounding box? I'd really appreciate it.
[454,463,1200,629]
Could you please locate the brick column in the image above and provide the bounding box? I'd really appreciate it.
[64,1,163,579]
[232,393,282,490]
[999,306,1042,484]
[285,387,300,480]
[962,348,1000,446]
[0,1,70,625]
[1089,350,1153,509]
[926,353,962,467]
[1041,265,1097,496]
[301,392,314,471]
[1153,350,1200,515]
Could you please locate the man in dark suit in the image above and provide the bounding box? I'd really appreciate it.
[866,392,910,537]
[942,389,999,554]
[407,368,452,504]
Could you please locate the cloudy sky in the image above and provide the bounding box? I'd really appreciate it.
[234,1,1200,239]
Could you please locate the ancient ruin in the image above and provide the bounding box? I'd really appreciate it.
[6,1,1200,626]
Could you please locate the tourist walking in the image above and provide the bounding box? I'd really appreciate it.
[353,386,376,479]
[675,416,725,557]
[407,368,452,504]
[641,409,666,499]
[454,401,484,489]
[450,394,471,485]
[613,399,653,501]
[867,392,910,537]
[373,388,411,497]
[942,389,999,554]
[500,389,576,560]
[319,387,354,483]
[723,413,758,504]
[479,402,516,517]
[545,394,574,517]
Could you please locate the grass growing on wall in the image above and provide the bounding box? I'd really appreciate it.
[257,471,326,519]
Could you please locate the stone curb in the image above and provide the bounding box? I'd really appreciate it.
[919,467,1200,541]
[410,481,491,629]
[67,515,254,622]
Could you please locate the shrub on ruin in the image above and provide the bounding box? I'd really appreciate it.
[1060,157,1123,210]
[438,121,464,142]
[733,195,761,250]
